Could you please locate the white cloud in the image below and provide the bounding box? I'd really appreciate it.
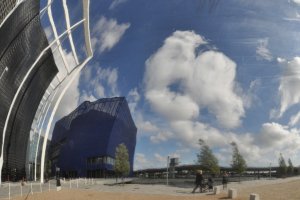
[134,153,148,170]
[289,111,300,127]
[276,57,300,117]
[150,131,173,144]
[256,123,300,157]
[144,30,245,129]
[154,153,167,163]
[79,64,120,103]
[92,16,130,53]
[55,73,81,120]
[256,38,273,61]
[109,0,128,10]
[293,0,300,5]
[127,87,140,114]
[51,49,80,119]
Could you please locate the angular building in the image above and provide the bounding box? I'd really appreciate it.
[50,97,137,178]
[0,0,58,181]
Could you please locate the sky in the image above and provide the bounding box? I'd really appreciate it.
[40,0,300,170]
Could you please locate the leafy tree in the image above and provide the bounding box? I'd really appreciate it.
[114,143,130,183]
[287,158,294,176]
[231,142,247,175]
[278,153,287,177]
[197,139,220,175]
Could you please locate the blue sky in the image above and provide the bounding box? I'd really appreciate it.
[42,0,300,169]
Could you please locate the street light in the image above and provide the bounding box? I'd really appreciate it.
[166,156,170,185]
[269,163,271,179]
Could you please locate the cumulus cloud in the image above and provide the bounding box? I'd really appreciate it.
[256,38,273,61]
[127,87,140,114]
[289,112,300,127]
[55,74,81,120]
[150,131,173,144]
[293,0,300,5]
[51,49,80,119]
[154,153,166,163]
[256,122,300,157]
[276,57,300,117]
[79,64,120,103]
[109,0,128,10]
[144,30,245,129]
[134,153,148,170]
[92,16,130,53]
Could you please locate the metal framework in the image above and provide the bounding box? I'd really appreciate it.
[0,0,93,184]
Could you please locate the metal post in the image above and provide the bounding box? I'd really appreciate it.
[269,163,271,179]
[8,182,10,200]
[166,156,169,185]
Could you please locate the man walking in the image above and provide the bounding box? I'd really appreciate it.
[192,170,204,193]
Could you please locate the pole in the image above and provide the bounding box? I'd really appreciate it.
[269,163,271,179]
[8,182,10,200]
[166,156,169,185]
[49,181,50,191]
[31,182,33,194]
[21,184,22,196]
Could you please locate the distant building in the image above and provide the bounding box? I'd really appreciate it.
[50,97,137,178]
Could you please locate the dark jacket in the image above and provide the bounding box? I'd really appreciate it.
[195,173,204,185]
[222,175,228,184]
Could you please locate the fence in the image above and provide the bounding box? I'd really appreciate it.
[0,178,99,200]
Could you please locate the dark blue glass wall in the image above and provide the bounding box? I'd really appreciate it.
[50,97,137,178]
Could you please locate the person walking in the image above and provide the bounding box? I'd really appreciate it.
[222,171,228,190]
[192,170,204,193]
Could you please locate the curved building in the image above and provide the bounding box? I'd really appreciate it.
[0,0,93,183]
[0,0,58,181]
[50,97,137,178]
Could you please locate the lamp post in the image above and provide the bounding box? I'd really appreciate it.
[269,163,271,179]
[166,156,170,185]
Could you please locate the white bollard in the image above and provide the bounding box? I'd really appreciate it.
[213,186,220,194]
[250,193,260,200]
[228,188,237,199]
[31,182,33,194]
[20,184,23,196]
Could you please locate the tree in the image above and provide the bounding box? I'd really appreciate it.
[197,139,220,175]
[278,153,287,177]
[231,142,247,176]
[114,143,130,183]
[287,158,294,176]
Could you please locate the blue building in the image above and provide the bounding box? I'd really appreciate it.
[50,97,137,178]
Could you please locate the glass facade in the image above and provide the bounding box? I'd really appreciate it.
[0,0,58,181]
[0,0,17,25]
[50,97,137,178]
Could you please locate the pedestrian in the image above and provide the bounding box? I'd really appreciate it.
[207,176,214,192]
[192,170,204,193]
[222,171,228,190]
